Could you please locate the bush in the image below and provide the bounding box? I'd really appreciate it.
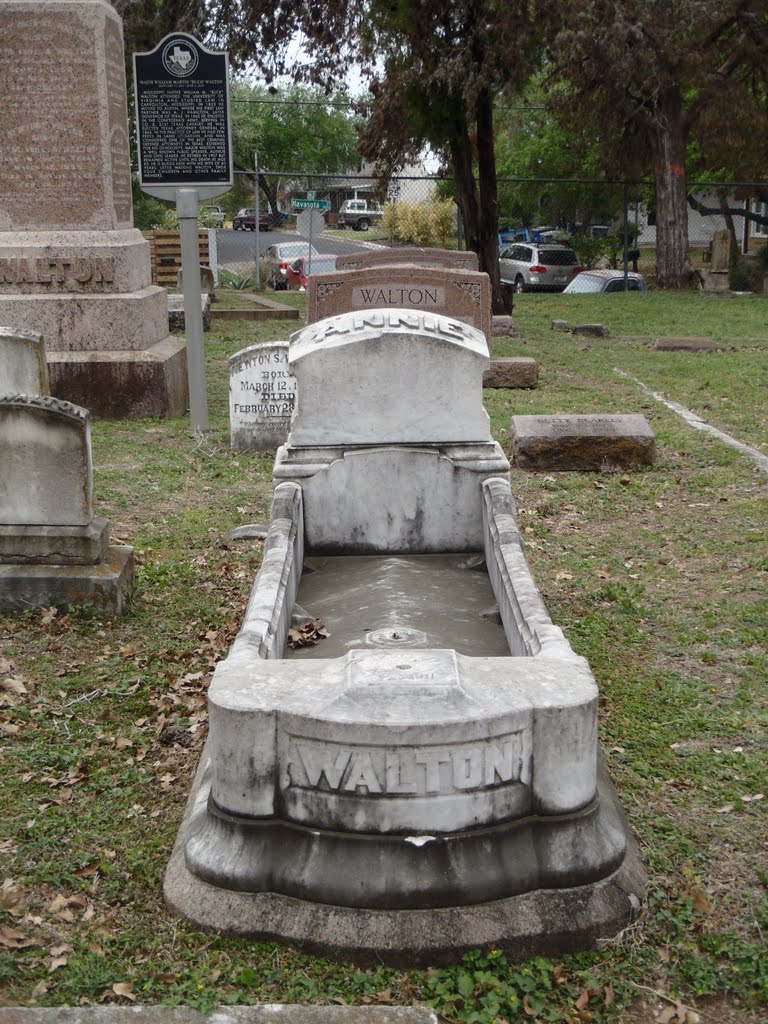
[382,199,456,247]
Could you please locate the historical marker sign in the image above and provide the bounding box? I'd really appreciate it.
[133,32,233,198]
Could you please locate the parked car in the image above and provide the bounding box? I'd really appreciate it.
[233,208,273,231]
[201,205,226,227]
[261,242,321,290]
[563,269,647,293]
[337,199,383,231]
[499,243,582,293]
[285,254,338,290]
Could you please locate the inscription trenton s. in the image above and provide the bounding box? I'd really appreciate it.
[289,734,526,796]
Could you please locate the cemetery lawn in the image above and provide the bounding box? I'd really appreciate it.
[1,289,766,1022]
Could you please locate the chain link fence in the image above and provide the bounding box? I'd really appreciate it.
[210,171,767,290]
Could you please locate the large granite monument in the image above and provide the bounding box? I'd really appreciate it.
[0,0,187,418]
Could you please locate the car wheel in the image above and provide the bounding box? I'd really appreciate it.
[357,218,369,231]
[514,276,526,293]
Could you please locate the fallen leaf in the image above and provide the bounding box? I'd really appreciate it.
[715,803,734,814]
[31,980,49,998]
[112,981,136,1001]
[691,888,714,914]
[0,878,26,915]
[522,993,537,1016]
[0,925,38,949]
[592,480,607,490]
[49,954,68,972]
[40,606,58,625]
[575,989,590,1010]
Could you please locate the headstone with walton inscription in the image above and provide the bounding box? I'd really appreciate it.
[229,343,297,451]
[0,327,50,395]
[0,0,186,418]
[0,395,133,612]
[306,265,492,346]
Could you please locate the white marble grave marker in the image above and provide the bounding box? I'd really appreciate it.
[229,342,297,451]
[0,327,50,395]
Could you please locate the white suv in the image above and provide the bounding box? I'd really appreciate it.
[499,243,582,293]
[337,199,383,231]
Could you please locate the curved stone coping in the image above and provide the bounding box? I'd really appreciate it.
[482,477,582,662]
[228,482,304,661]
[185,760,625,909]
[0,393,89,421]
[166,745,645,963]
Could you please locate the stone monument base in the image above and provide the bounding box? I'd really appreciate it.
[47,337,188,419]
[0,544,134,614]
[164,746,646,966]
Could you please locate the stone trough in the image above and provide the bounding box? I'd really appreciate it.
[166,310,644,963]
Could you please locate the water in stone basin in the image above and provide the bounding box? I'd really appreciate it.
[284,554,510,659]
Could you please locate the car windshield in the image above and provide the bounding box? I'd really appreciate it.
[539,248,578,266]
[564,274,608,293]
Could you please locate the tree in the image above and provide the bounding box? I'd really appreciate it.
[541,0,768,288]
[230,83,361,216]
[211,0,541,311]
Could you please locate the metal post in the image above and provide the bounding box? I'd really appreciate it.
[176,187,209,432]
[457,204,463,251]
[253,151,261,291]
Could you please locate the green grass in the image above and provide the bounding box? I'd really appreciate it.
[1,287,766,1020]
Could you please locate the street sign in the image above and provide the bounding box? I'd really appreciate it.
[133,32,233,201]
[292,198,331,211]
[387,184,401,199]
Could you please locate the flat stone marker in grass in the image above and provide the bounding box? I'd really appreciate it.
[510,413,656,471]
[0,394,133,612]
[229,342,297,452]
[483,357,538,389]
[653,336,726,352]
[0,327,49,395]
[572,323,609,337]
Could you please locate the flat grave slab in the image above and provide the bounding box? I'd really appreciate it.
[510,413,656,470]
[653,336,725,351]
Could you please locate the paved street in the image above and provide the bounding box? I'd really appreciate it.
[216,227,386,265]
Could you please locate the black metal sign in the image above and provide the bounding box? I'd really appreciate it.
[133,33,233,192]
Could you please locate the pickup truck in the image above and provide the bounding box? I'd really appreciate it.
[337,199,383,231]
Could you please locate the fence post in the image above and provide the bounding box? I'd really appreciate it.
[623,181,629,288]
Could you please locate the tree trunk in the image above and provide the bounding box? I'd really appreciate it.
[449,96,504,314]
[650,88,689,288]
[474,87,504,313]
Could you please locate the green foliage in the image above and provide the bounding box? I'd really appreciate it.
[381,199,455,246]
[218,268,255,290]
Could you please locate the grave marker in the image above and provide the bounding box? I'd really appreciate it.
[335,247,479,272]
[0,395,133,611]
[307,265,492,346]
[0,327,49,395]
[510,414,656,471]
[229,343,297,451]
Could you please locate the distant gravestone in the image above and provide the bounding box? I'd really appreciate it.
[0,327,50,395]
[653,336,725,352]
[307,265,492,346]
[0,395,133,611]
[710,229,731,273]
[483,358,538,390]
[510,413,656,471]
[229,342,297,451]
[335,247,479,272]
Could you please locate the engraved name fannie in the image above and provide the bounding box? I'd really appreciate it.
[293,738,523,796]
